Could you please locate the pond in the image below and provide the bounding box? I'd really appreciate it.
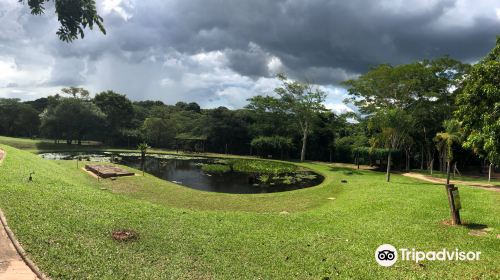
[39,152,324,194]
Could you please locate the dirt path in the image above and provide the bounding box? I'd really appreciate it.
[402,172,500,192]
[0,149,4,163]
[0,210,46,280]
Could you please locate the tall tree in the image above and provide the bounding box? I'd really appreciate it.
[0,99,40,137]
[21,0,106,42]
[456,36,500,181]
[94,91,134,144]
[249,74,326,161]
[369,109,414,182]
[40,97,105,144]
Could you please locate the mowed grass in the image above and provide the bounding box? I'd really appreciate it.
[0,135,103,153]
[0,145,499,279]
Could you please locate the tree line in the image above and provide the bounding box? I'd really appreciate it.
[1,38,498,180]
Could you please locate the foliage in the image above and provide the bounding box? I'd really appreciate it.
[94,91,134,144]
[248,74,327,161]
[456,36,500,165]
[0,98,40,137]
[201,163,231,174]
[137,142,150,153]
[368,108,414,151]
[21,0,106,42]
[229,159,297,175]
[250,135,293,157]
[40,96,105,144]
[142,117,174,147]
[434,119,464,163]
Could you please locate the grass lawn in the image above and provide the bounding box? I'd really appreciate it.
[412,169,500,186]
[0,135,103,153]
[0,144,499,279]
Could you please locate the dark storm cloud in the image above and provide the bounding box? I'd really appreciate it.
[1,0,499,107]
[86,0,498,83]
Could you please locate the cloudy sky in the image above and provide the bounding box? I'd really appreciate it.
[0,0,499,111]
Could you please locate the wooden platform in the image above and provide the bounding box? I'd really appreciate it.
[85,164,135,178]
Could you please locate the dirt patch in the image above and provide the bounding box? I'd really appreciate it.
[468,230,488,237]
[440,219,456,226]
[112,230,138,242]
[402,172,500,192]
[0,149,5,163]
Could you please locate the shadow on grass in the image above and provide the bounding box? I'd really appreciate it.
[35,141,105,152]
[462,223,488,230]
[329,166,365,174]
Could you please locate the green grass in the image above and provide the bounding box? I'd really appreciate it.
[0,135,103,153]
[413,169,500,186]
[0,144,499,279]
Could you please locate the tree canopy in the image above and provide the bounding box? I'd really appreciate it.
[456,36,500,165]
[21,0,106,42]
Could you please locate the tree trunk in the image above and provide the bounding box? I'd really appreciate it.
[489,162,493,182]
[405,148,410,171]
[420,144,424,170]
[446,160,451,185]
[430,159,434,175]
[386,151,392,182]
[141,151,146,175]
[300,123,308,162]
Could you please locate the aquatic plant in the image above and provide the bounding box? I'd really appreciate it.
[201,164,231,174]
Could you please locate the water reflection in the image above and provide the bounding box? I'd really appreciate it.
[40,152,323,194]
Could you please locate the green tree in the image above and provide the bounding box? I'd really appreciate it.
[248,74,327,161]
[94,91,134,144]
[433,120,463,184]
[21,0,106,42]
[40,97,105,144]
[142,117,174,147]
[251,136,293,159]
[202,107,250,155]
[137,142,150,175]
[61,87,91,99]
[0,98,40,137]
[343,58,470,170]
[369,109,414,182]
[455,36,500,181]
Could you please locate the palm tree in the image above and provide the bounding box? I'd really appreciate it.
[138,142,150,176]
[434,120,463,184]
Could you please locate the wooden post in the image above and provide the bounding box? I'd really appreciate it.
[445,184,461,225]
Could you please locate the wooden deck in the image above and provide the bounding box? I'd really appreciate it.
[85,164,135,178]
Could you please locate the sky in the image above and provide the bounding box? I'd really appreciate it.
[0,0,499,112]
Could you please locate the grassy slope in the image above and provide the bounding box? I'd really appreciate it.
[0,145,499,279]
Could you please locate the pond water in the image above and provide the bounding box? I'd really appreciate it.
[39,152,323,194]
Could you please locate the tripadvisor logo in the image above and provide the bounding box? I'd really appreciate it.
[375,244,481,267]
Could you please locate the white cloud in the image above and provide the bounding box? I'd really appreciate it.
[325,103,354,114]
[101,0,134,21]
